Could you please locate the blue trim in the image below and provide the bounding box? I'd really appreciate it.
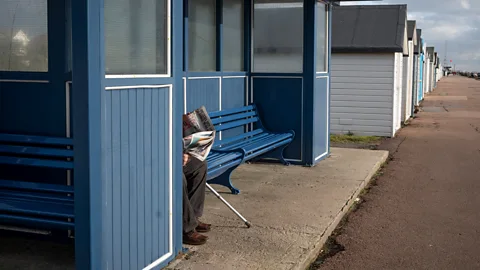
[183,0,189,73]
[244,0,251,74]
[326,3,332,160]
[185,71,247,77]
[216,0,223,71]
[0,72,50,81]
[251,72,304,77]
[104,77,176,87]
[172,0,185,261]
[71,0,104,268]
[303,0,316,165]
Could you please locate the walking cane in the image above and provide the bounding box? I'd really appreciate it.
[206,183,251,228]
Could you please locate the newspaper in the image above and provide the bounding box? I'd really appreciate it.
[183,106,216,161]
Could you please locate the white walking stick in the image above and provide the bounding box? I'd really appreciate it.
[206,183,251,228]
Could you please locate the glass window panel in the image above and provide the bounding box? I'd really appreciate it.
[0,0,48,72]
[253,0,303,73]
[188,0,216,72]
[222,0,244,71]
[316,1,327,72]
[104,0,168,75]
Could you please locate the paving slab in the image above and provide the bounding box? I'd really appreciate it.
[167,147,388,270]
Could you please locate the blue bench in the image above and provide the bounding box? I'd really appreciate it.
[206,105,295,194]
[0,133,74,230]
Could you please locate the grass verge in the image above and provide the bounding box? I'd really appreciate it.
[330,134,382,144]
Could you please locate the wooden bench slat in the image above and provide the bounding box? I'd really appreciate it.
[243,138,293,159]
[214,129,264,147]
[0,179,74,193]
[207,152,243,169]
[241,134,293,154]
[0,213,74,229]
[209,105,255,118]
[0,133,73,146]
[0,191,73,204]
[211,111,257,125]
[0,145,74,158]
[214,117,259,132]
[0,198,74,218]
[218,132,274,150]
[0,156,73,169]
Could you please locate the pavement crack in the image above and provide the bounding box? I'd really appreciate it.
[389,136,407,159]
[443,106,449,112]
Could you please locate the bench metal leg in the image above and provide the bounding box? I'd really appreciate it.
[252,144,290,166]
[207,167,241,195]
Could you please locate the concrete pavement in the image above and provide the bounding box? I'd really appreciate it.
[319,76,480,270]
[168,148,388,270]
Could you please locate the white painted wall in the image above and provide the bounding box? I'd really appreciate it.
[425,58,431,93]
[330,53,401,137]
[401,40,414,122]
[393,52,403,135]
[407,41,413,119]
[429,62,435,92]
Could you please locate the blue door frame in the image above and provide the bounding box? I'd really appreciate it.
[418,53,424,103]
[71,0,184,269]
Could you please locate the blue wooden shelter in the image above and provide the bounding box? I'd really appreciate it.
[0,0,358,269]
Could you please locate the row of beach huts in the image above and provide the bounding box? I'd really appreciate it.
[330,4,444,137]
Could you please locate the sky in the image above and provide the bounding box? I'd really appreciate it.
[341,0,480,71]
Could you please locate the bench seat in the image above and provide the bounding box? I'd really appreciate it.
[0,133,74,231]
[205,105,294,194]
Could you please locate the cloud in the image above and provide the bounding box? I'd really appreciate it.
[460,0,470,10]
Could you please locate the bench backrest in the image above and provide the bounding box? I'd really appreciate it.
[209,105,260,132]
[209,105,266,148]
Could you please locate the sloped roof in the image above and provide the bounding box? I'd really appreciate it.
[407,20,416,40]
[414,29,422,54]
[331,5,408,53]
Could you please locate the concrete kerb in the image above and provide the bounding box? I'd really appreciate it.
[291,150,389,270]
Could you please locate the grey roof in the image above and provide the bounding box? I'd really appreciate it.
[407,20,416,40]
[414,29,422,54]
[331,5,407,53]
[426,47,435,61]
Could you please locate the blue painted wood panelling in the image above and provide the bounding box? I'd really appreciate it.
[0,83,66,136]
[0,82,68,186]
[252,77,303,161]
[221,77,246,139]
[221,77,246,109]
[104,87,171,270]
[186,78,220,112]
[313,77,329,161]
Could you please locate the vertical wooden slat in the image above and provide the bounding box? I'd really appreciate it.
[120,90,130,269]
[111,90,122,269]
[128,90,138,269]
[144,88,153,263]
[151,88,160,259]
[136,88,146,268]
[104,91,114,268]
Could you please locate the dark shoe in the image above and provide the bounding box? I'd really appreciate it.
[183,230,207,245]
[196,221,211,233]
